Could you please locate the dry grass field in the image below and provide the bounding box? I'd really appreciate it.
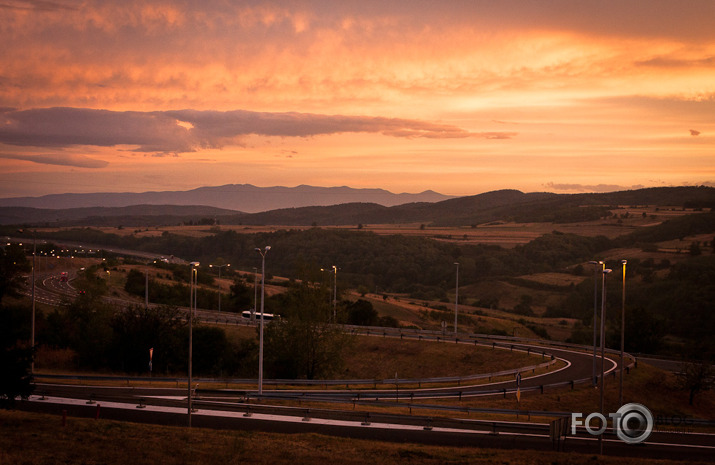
[354,291,574,341]
[54,205,705,249]
[34,330,552,386]
[1,403,710,465]
[342,337,539,381]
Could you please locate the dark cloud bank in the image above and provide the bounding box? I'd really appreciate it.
[0,107,517,159]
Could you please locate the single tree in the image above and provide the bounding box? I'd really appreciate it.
[263,282,352,379]
[346,299,378,326]
[679,361,715,406]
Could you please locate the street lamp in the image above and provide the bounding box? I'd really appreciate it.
[255,246,271,395]
[145,264,149,309]
[144,258,163,308]
[145,260,158,309]
[209,263,230,312]
[187,261,199,427]
[18,229,36,374]
[253,267,258,322]
[599,267,612,455]
[321,266,338,322]
[331,265,337,321]
[588,260,604,385]
[454,262,460,335]
[620,259,627,406]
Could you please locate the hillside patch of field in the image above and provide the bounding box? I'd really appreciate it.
[342,337,539,381]
[515,272,586,287]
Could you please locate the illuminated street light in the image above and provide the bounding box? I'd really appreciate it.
[599,267,612,455]
[454,262,459,335]
[331,265,337,321]
[620,259,627,406]
[145,258,163,308]
[18,229,36,374]
[209,263,230,312]
[188,261,199,427]
[321,265,338,322]
[255,246,271,395]
[253,267,258,322]
[145,261,153,309]
[588,260,604,385]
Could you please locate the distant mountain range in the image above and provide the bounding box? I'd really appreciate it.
[0,185,713,227]
[0,184,453,213]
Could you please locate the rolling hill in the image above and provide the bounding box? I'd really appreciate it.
[0,186,713,227]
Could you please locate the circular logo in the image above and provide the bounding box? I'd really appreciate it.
[614,403,654,444]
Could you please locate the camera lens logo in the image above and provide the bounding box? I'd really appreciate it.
[614,403,654,444]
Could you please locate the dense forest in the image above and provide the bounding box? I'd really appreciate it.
[9,225,615,293]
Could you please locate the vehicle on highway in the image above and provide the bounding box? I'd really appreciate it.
[241,310,278,321]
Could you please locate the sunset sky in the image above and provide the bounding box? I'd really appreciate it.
[1,0,714,199]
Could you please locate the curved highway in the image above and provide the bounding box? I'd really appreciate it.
[15,251,713,460]
[25,268,619,402]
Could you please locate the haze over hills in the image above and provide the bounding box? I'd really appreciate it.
[0,184,452,213]
[1,185,713,227]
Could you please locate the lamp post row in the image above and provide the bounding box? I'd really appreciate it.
[598,266,612,454]
[588,259,628,455]
[448,256,630,409]
[124,252,629,430]
[589,260,628,384]
[15,230,37,374]
[17,234,627,435]
[185,249,270,426]
[186,252,267,426]
[209,263,230,313]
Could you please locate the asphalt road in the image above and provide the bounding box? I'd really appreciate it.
[19,393,715,461]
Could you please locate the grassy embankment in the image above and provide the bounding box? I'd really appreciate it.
[1,409,710,465]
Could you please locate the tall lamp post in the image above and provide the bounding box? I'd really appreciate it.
[255,246,271,395]
[599,267,612,455]
[145,264,149,309]
[454,262,460,335]
[31,236,35,374]
[331,265,337,321]
[322,266,338,321]
[18,229,36,374]
[588,260,604,385]
[145,259,158,309]
[187,261,199,427]
[209,263,230,312]
[619,260,627,406]
[253,267,258,322]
